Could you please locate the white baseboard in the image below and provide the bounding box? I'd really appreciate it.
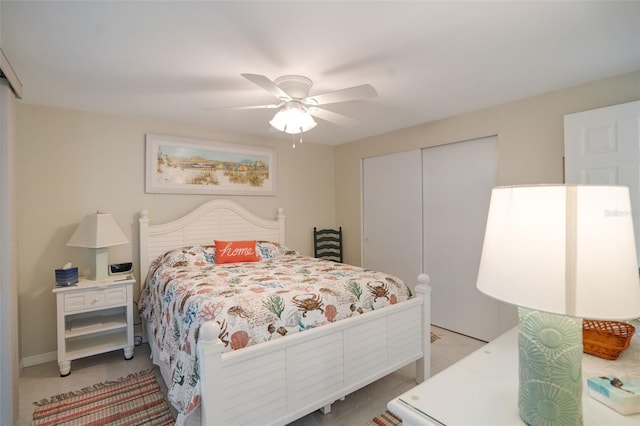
[22,351,56,368]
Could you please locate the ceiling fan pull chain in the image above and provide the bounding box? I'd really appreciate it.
[292,134,296,149]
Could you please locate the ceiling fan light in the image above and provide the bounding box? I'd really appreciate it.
[269,102,317,135]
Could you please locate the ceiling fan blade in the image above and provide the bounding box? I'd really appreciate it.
[241,73,292,101]
[308,107,359,127]
[305,84,377,106]
[204,103,282,111]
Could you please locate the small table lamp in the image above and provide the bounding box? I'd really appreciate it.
[67,212,129,280]
[476,185,640,425]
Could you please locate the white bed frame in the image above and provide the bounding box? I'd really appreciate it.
[139,199,431,426]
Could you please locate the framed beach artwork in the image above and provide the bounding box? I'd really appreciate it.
[145,134,276,196]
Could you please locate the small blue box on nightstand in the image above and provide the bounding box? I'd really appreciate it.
[55,267,78,287]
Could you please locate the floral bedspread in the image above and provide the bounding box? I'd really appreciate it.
[138,242,411,423]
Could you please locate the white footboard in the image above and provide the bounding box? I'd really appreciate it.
[198,276,431,426]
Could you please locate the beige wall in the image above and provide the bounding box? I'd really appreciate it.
[336,71,640,266]
[16,105,336,360]
[16,71,640,361]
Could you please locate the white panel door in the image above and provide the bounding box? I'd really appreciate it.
[564,101,640,265]
[362,150,422,291]
[423,136,514,341]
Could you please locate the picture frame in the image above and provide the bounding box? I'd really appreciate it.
[145,134,276,196]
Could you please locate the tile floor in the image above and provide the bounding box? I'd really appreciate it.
[17,326,486,425]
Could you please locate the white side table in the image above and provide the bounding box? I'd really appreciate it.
[388,327,640,425]
[52,275,135,376]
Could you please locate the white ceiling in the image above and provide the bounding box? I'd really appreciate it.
[2,1,639,145]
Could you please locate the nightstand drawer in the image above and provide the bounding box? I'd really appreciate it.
[63,287,127,312]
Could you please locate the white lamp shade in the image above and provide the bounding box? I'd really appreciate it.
[476,185,640,319]
[67,212,129,248]
[269,102,317,134]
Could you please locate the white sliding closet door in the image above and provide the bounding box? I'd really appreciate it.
[423,136,513,341]
[362,150,422,291]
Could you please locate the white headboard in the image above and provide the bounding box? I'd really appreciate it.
[139,199,285,280]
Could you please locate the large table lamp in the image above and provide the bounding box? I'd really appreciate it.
[67,212,129,280]
[476,185,640,425]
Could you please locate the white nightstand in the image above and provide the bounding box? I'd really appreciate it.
[52,275,135,376]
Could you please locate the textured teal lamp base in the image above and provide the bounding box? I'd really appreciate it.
[518,308,583,425]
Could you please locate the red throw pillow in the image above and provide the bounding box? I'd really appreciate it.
[214,240,260,264]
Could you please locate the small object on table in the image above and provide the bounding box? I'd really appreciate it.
[587,375,640,415]
[583,319,635,360]
[55,263,78,287]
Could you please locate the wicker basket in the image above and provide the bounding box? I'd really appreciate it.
[582,319,635,360]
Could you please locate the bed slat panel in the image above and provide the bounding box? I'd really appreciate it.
[228,396,286,426]
[148,232,185,262]
[221,350,284,391]
[220,349,287,424]
[286,333,344,409]
[221,218,280,242]
[184,214,223,245]
[344,317,388,385]
[389,307,423,363]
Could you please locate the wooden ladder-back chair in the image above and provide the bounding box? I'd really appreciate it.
[313,227,343,263]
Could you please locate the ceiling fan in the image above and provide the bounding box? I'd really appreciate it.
[220,73,377,136]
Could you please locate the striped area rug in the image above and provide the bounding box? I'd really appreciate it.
[367,410,402,426]
[32,369,174,426]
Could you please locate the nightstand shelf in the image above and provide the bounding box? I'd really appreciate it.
[53,275,135,376]
[65,310,127,338]
[65,329,129,359]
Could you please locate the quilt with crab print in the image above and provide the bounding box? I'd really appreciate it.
[138,242,412,423]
